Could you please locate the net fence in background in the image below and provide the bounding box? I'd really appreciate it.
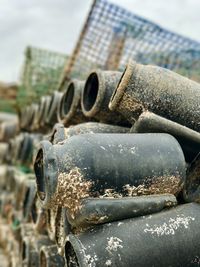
[18,46,68,107]
[64,0,200,82]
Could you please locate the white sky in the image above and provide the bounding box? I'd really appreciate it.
[0,0,200,82]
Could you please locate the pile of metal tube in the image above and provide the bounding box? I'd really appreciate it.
[1,62,200,266]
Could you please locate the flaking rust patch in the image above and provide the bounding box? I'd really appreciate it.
[124,175,183,196]
[53,167,92,218]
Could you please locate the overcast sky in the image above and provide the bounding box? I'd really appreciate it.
[0,0,200,83]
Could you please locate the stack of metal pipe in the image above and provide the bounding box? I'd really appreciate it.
[1,62,200,266]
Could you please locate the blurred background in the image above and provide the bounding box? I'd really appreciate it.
[1,0,200,82]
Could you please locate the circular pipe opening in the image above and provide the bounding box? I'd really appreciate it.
[40,250,47,267]
[83,73,99,112]
[65,242,79,267]
[63,84,75,116]
[34,149,46,201]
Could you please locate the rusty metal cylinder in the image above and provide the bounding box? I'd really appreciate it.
[81,70,129,125]
[49,122,130,144]
[40,95,52,131]
[131,111,200,162]
[57,79,87,126]
[109,61,200,131]
[34,133,185,211]
[40,245,65,267]
[22,179,37,222]
[65,203,200,267]
[0,120,19,142]
[21,235,53,267]
[34,96,47,130]
[30,103,39,132]
[67,194,177,229]
[22,104,38,132]
[46,91,63,126]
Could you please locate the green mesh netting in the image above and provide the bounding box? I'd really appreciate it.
[17,46,68,107]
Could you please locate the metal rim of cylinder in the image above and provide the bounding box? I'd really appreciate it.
[60,80,82,125]
[81,70,106,118]
[109,61,137,112]
[40,96,52,127]
[36,97,47,127]
[34,140,57,207]
[46,91,63,125]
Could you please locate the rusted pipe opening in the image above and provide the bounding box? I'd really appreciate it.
[34,149,46,201]
[65,242,79,267]
[63,83,75,115]
[83,73,99,112]
[40,250,47,267]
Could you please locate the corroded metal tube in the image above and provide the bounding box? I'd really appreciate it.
[82,70,129,125]
[131,111,200,162]
[57,80,87,126]
[49,122,130,144]
[34,133,185,210]
[66,194,177,229]
[65,203,200,267]
[109,61,200,131]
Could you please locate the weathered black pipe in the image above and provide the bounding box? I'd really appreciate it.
[13,172,29,211]
[21,235,53,267]
[18,133,34,164]
[49,122,130,144]
[46,91,63,126]
[34,133,185,211]
[17,133,43,166]
[40,95,52,131]
[131,111,200,162]
[67,194,177,229]
[55,207,71,255]
[30,103,39,131]
[24,104,38,132]
[22,179,37,222]
[65,203,200,267]
[109,61,200,131]
[33,96,46,130]
[0,120,19,142]
[183,153,200,203]
[81,70,129,125]
[57,80,88,126]
[40,245,65,267]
